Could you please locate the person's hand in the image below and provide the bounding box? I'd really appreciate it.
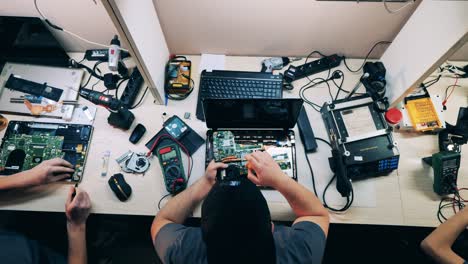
[24,158,74,187]
[65,186,91,228]
[204,160,228,185]
[245,151,288,188]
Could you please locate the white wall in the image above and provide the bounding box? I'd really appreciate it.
[1,1,467,60]
[153,0,467,61]
[0,0,120,51]
[153,0,422,58]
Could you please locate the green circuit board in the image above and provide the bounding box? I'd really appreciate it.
[213,131,293,177]
[0,134,64,173]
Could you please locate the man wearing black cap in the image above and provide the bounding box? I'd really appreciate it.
[151,151,329,264]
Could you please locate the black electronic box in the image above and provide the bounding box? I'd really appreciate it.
[321,95,399,180]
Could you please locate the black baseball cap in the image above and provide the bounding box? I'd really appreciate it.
[201,178,276,264]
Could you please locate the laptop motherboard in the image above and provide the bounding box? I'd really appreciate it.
[212,130,294,178]
[0,121,92,182]
[0,134,64,174]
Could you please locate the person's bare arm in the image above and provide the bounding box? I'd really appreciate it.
[0,158,74,190]
[245,152,329,235]
[65,186,91,264]
[421,208,468,264]
[151,161,228,243]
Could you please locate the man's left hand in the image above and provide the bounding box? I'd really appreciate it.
[204,160,228,185]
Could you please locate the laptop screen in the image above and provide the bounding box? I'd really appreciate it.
[0,16,70,67]
[203,98,304,128]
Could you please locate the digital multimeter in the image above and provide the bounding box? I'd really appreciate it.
[156,144,186,194]
[424,151,461,195]
[432,151,461,195]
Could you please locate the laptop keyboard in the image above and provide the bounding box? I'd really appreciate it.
[200,78,282,99]
[196,70,283,120]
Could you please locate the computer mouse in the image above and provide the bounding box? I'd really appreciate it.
[108,173,132,202]
[129,123,146,144]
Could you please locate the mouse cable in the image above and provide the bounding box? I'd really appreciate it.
[343,41,392,73]
[34,0,128,52]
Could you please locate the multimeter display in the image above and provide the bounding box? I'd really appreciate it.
[162,150,177,160]
[443,159,457,167]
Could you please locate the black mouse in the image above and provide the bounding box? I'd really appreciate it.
[108,173,132,202]
[129,124,146,144]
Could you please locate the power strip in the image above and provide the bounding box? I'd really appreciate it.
[284,54,342,83]
[120,68,144,108]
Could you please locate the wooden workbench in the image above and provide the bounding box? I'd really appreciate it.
[0,54,466,227]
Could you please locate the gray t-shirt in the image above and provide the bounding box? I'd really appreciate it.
[154,221,326,264]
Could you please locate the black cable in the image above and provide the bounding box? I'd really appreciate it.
[301,51,332,83]
[79,60,104,90]
[437,189,466,223]
[158,193,172,210]
[343,41,392,73]
[305,152,318,197]
[304,50,327,60]
[423,75,442,89]
[299,78,327,110]
[315,137,332,148]
[90,78,101,90]
[306,137,333,197]
[129,87,149,110]
[115,78,127,99]
[322,175,354,212]
[299,75,337,112]
[307,137,354,212]
[332,70,345,100]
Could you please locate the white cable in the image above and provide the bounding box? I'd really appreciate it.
[383,0,414,14]
[33,0,128,52]
[63,29,116,49]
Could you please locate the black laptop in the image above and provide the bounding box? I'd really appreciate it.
[203,98,304,184]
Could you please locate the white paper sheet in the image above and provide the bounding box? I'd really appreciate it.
[199,54,225,73]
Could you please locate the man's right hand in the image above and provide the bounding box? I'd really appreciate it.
[245,151,288,188]
[24,158,75,187]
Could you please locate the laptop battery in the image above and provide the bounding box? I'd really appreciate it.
[5,74,63,102]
